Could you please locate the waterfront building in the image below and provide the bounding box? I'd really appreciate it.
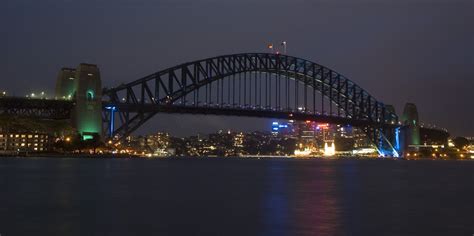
[0,132,53,153]
[234,132,244,148]
[145,132,171,151]
[352,128,371,148]
[271,121,293,137]
[465,137,474,144]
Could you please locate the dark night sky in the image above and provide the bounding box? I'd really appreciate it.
[2,0,473,137]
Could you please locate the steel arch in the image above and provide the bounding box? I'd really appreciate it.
[103,53,398,139]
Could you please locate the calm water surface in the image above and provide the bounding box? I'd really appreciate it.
[0,158,473,236]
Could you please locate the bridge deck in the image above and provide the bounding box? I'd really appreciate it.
[105,103,398,128]
[0,97,74,120]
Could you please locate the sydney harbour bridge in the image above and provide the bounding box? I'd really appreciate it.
[0,53,444,157]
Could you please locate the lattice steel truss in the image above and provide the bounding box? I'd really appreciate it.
[103,53,398,142]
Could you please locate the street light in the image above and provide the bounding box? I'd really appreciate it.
[281,41,287,54]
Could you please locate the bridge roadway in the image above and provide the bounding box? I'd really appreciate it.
[0,97,392,127]
[0,97,390,127]
[0,97,74,120]
[106,102,398,128]
[0,96,448,137]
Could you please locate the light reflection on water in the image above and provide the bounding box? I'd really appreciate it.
[0,158,473,236]
[297,163,342,236]
[261,160,289,235]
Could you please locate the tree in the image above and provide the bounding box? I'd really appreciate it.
[82,133,104,154]
[453,137,469,150]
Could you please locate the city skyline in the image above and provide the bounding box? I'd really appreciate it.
[2,0,473,137]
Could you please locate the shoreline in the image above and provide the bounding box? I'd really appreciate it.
[0,154,472,161]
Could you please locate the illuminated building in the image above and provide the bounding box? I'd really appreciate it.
[0,133,53,153]
[464,138,474,159]
[352,147,378,156]
[352,129,371,148]
[294,147,311,157]
[300,121,316,141]
[143,133,178,156]
[323,141,336,156]
[291,121,318,152]
[234,132,244,148]
[269,120,385,156]
[271,121,292,136]
[466,137,474,142]
[271,122,279,135]
[145,132,171,150]
[337,125,353,138]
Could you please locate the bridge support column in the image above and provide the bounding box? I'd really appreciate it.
[104,106,117,138]
[55,68,76,100]
[72,64,103,140]
[55,64,103,140]
[400,103,420,155]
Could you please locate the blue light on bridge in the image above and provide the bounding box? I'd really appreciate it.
[376,127,401,158]
[394,127,400,151]
[390,127,401,158]
[105,106,117,137]
[378,130,384,156]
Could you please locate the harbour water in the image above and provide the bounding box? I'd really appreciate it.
[0,157,473,235]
